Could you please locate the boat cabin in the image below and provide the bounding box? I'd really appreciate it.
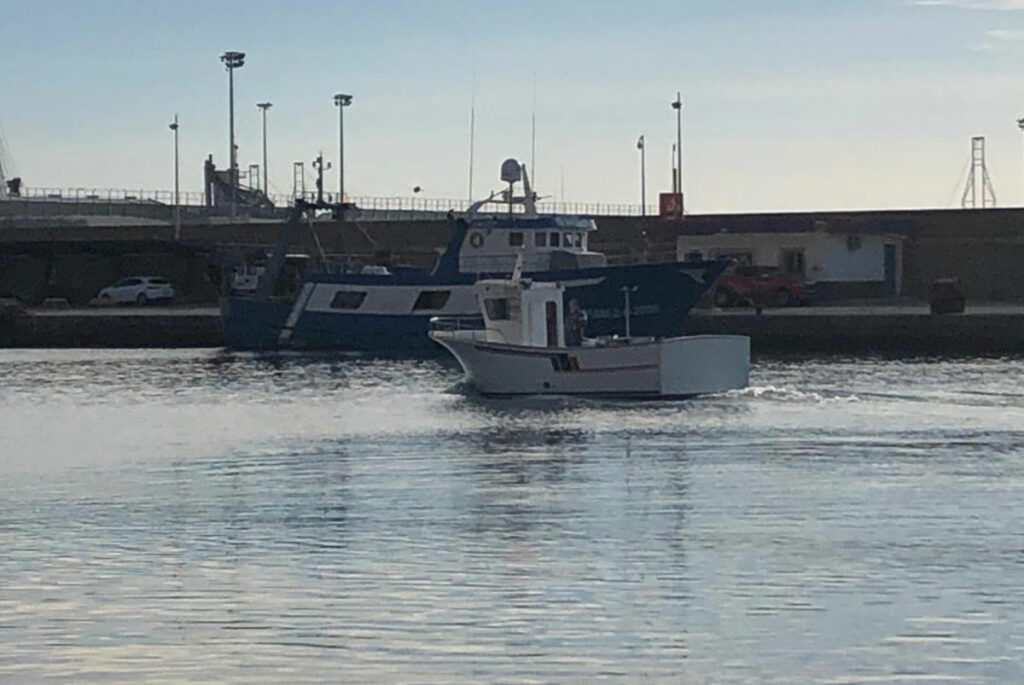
[459,216,606,275]
[477,279,565,347]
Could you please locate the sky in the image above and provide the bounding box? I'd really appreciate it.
[2,0,1024,213]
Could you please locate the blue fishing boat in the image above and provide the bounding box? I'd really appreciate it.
[220,160,727,352]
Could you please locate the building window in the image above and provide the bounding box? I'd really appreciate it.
[484,297,511,320]
[330,290,367,309]
[412,290,451,311]
[535,232,547,247]
[550,232,560,247]
[509,232,524,247]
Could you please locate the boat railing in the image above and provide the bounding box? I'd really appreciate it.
[429,316,487,339]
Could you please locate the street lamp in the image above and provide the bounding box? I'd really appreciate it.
[671,92,682,197]
[637,135,646,216]
[257,102,272,196]
[1017,117,1024,205]
[220,51,245,215]
[333,93,353,203]
[169,114,180,240]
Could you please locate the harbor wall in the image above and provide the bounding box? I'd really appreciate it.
[1,208,1023,305]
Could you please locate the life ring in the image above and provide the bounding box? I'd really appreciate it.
[468,231,484,249]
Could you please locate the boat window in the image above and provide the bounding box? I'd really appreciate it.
[412,290,451,311]
[550,232,560,248]
[509,232,524,247]
[685,250,703,261]
[329,290,367,309]
[535,232,547,247]
[563,233,578,248]
[484,297,511,320]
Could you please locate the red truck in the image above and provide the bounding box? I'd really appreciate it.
[713,264,806,307]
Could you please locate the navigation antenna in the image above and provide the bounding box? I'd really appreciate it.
[961,136,997,209]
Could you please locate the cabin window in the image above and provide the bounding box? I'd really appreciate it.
[412,290,451,311]
[330,290,367,309]
[685,250,703,261]
[563,233,580,248]
[535,232,547,247]
[484,297,511,320]
[509,232,524,247]
[550,232,560,247]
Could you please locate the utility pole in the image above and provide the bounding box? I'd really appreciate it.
[333,93,352,203]
[671,92,683,196]
[637,135,646,216]
[257,102,272,196]
[169,114,180,240]
[1017,118,1024,205]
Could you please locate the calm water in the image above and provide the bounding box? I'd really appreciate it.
[1,349,1023,684]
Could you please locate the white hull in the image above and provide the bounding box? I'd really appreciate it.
[431,332,750,398]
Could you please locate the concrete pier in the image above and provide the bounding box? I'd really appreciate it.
[2,303,1023,354]
[684,304,1024,355]
[7,307,222,348]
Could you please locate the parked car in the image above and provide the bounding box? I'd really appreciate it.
[97,277,175,305]
[713,265,805,307]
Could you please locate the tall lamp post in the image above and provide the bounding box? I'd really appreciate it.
[671,92,683,197]
[220,51,245,215]
[257,102,272,196]
[169,114,180,240]
[637,135,646,216]
[1017,117,1024,205]
[333,93,353,203]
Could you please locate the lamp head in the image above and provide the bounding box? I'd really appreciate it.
[220,51,245,69]
[334,93,353,107]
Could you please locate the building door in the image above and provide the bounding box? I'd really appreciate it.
[545,301,559,347]
[884,244,897,296]
[780,248,806,277]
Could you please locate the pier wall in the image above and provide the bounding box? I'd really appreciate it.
[1,208,1023,306]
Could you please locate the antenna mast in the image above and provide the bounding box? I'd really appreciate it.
[961,136,997,208]
[531,72,537,190]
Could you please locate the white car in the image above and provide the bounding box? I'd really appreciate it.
[97,276,175,305]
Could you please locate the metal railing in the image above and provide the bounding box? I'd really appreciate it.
[6,186,658,217]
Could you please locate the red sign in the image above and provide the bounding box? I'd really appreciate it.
[659,192,684,218]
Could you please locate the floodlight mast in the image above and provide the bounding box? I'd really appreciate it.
[220,51,245,216]
[257,102,272,195]
[333,93,353,203]
[1017,117,1024,205]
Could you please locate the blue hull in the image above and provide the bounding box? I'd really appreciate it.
[221,260,726,352]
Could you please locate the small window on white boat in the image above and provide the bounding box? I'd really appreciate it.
[550,232,560,247]
[330,290,367,309]
[685,250,703,261]
[484,297,511,320]
[509,232,524,247]
[563,233,576,248]
[535,232,547,247]
[412,290,451,310]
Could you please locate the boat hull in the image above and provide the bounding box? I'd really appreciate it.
[430,333,750,398]
[221,260,727,352]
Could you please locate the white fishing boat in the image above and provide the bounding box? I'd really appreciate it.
[429,269,750,398]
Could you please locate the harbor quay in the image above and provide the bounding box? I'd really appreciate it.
[3,303,1023,354]
[1,204,1023,352]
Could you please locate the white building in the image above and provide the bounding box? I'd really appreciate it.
[676,216,905,301]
